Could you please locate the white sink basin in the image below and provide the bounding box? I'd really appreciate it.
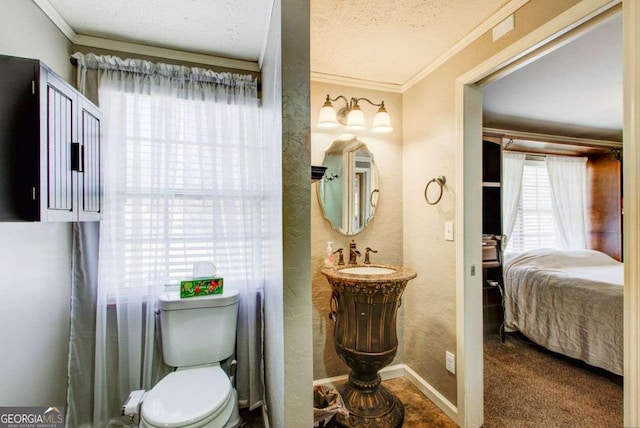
[339,266,397,275]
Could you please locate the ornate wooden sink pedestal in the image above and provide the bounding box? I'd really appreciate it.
[321,264,417,428]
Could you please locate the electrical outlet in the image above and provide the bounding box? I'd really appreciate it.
[446,351,456,374]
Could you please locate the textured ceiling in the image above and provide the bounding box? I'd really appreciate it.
[311,0,511,85]
[44,0,270,61]
[43,0,512,84]
[37,0,621,141]
[483,12,622,140]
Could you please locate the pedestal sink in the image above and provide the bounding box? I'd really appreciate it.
[321,264,417,428]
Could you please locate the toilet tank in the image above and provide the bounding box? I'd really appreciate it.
[158,289,240,367]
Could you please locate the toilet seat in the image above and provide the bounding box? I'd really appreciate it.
[141,365,233,428]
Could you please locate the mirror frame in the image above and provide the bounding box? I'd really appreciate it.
[316,137,379,235]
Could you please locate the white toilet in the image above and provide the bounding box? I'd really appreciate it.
[138,289,241,428]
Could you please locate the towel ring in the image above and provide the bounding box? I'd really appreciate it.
[424,176,446,205]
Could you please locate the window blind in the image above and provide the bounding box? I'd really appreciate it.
[507,159,556,253]
[113,93,263,288]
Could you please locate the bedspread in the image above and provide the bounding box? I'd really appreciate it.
[503,248,623,375]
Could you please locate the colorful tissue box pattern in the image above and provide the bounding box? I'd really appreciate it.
[180,277,224,298]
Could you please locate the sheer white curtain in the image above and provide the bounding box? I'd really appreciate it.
[501,152,526,247]
[70,53,264,426]
[546,155,588,249]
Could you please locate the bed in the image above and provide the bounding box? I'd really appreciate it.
[503,248,623,375]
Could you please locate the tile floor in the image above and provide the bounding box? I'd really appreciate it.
[239,377,457,427]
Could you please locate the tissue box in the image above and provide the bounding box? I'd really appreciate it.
[180,277,224,298]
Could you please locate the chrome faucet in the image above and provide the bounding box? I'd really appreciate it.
[349,240,361,264]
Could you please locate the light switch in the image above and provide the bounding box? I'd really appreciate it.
[446,351,456,374]
[444,221,454,241]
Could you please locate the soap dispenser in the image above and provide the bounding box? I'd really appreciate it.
[324,241,335,266]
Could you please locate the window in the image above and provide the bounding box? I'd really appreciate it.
[105,90,263,291]
[506,158,556,252]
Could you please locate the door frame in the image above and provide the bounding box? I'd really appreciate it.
[454,0,637,427]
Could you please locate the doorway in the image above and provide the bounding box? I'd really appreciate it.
[455,1,639,427]
[481,9,623,423]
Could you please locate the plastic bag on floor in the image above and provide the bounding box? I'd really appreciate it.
[313,385,349,427]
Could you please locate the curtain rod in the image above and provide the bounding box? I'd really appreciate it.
[69,56,256,77]
[504,149,574,158]
[69,54,261,91]
[504,147,622,161]
[484,127,622,149]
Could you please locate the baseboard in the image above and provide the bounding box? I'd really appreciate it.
[403,365,458,423]
[313,364,458,424]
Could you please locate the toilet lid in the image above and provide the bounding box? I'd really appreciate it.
[142,366,232,428]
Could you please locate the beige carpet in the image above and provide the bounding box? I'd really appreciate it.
[484,334,623,428]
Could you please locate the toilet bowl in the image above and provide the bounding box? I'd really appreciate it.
[140,364,241,428]
[133,289,241,428]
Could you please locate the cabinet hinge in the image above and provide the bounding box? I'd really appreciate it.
[32,187,36,200]
[32,81,35,95]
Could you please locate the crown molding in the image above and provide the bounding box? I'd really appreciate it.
[310,72,403,93]
[34,0,260,72]
[402,0,531,91]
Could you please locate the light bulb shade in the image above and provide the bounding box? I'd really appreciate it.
[345,106,366,131]
[317,103,339,129]
[372,107,393,134]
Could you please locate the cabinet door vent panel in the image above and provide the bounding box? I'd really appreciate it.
[82,108,101,215]
[47,85,73,212]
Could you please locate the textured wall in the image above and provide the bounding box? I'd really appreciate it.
[402,0,582,405]
[281,0,314,426]
[259,0,315,425]
[311,81,404,380]
[0,0,74,407]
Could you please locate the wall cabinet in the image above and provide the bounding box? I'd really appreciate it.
[0,55,101,222]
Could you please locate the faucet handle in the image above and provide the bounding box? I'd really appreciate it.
[364,247,378,264]
[333,248,345,265]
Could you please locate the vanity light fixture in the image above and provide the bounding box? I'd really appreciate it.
[317,94,393,134]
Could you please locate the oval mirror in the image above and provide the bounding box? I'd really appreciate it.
[317,137,379,235]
